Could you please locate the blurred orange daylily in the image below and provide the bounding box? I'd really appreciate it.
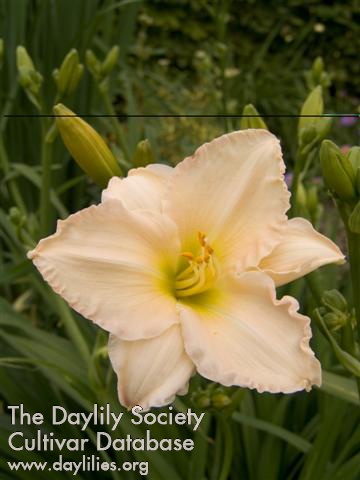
[28,130,344,410]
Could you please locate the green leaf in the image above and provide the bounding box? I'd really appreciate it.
[232,411,311,453]
[320,370,359,405]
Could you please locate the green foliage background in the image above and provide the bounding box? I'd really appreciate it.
[0,1,359,479]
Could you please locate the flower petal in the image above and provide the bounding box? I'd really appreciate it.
[259,217,345,287]
[179,271,321,393]
[28,199,180,340]
[102,164,173,212]
[164,130,290,269]
[109,325,195,410]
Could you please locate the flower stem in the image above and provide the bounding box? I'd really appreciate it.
[0,135,26,213]
[100,90,130,163]
[40,120,55,236]
[218,418,233,480]
[52,294,91,362]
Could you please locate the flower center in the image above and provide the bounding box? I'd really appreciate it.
[175,232,217,298]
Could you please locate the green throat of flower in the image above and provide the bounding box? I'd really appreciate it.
[175,232,217,298]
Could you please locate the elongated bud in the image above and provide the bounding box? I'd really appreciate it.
[320,140,356,201]
[240,104,267,130]
[296,182,307,210]
[16,46,43,110]
[53,49,84,97]
[349,201,360,233]
[299,125,317,145]
[132,139,155,167]
[54,104,122,186]
[322,289,348,312]
[313,57,324,81]
[101,45,120,76]
[348,146,360,168]
[315,116,332,140]
[85,50,101,78]
[298,86,323,141]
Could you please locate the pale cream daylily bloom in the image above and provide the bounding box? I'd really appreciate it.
[28,130,344,410]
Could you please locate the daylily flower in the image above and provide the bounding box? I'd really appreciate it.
[28,130,344,410]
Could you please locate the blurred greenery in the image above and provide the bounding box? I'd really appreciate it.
[0,0,360,479]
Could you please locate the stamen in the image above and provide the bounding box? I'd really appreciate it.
[198,231,206,247]
[181,252,194,260]
[176,232,217,298]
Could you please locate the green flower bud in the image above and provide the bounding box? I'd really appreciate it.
[322,289,348,313]
[16,46,43,110]
[306,185,318,213]
[53,49,84,97]
[315,116,332,141]
[320,140,356,201]
[315,309,360,377]
[85,49,102,79]
[211,393,231,409]
[313,57,324,81]
[9,206,25,228]
[54,103,122,187]
[355,168,360,196]
[349,201,360,234]
[323,312,347,332]
[299,125,317,146]
[240,104,267,130]
[132,139,155,167]
[347,146,360,172]
[193,394,211,409]
[101,45,120,76]
[296,182,307,209]
[298,86,323,140]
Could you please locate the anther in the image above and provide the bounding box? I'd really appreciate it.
[181,252,194,260]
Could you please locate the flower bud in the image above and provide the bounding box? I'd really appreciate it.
[309,57,331,89]
[356,169,360,196]
[16,46,43,109]
[240,104,267,130]
[349,201,360,234]
[315,116,332,141]
[9,206,25,228]
[320,139,356,201]
[85,49,102,79]
[347,146,360,171]
[315,309,360,377]
[192,393,211,409]
[54,103,122,187]
[322,289,348,313]
[296,182,307,210]
[101,45,120,76]
[132,139,155,167]
[323,312,347,332]
[53,49,84,97]
[298,86,323,140]
[211,392,231,409]
[299,125,317,145]
[313,57,324,81]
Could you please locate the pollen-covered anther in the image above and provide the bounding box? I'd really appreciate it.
[175,233,217,298]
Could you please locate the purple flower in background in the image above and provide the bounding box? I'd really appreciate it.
[285,173,293,188]
[340,116,358,127]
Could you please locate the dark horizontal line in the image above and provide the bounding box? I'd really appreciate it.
[3,114,360,119]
